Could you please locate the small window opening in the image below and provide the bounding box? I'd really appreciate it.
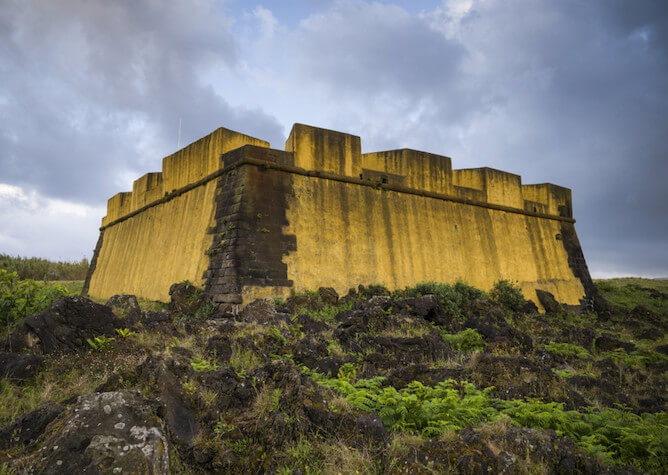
[381,176,388,184]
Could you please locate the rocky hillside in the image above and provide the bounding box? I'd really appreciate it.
[0,279,666,473]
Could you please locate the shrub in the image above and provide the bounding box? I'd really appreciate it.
[398,281,487,319]
[453,281,488,308]
[441,328,486,351]
[0,270,71,329]
[489,279,525,312]
[194,299,219,319]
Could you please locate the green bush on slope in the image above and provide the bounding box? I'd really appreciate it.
[441,328,486,351]
[0,270,72,330]
[396,281,487,318]
[489,279,526,312]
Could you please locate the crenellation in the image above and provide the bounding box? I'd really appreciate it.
[285,123,361,177]
[101,192,133,226]
[162,127,270,192]
[452,168,486,191]
[452,168,524,208]
[362,149,452,193]
[522,184,572,217]
[131,172,163,210]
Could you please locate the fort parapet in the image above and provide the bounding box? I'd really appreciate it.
[84,124,594,310]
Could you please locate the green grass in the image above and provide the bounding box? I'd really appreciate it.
[0,349,142,425]
[137,297,169,312]
[544,342,592,359]
[46,280,84,294]
[190,356,220,372]
[309,300,354,323]
[595,278,667,315]
[553,369,596,379]
[599,348,668,369]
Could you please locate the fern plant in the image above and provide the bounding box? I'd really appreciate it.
[86,335,115,351]
[302,366,667,471]
[190,356,220,372]
[115,328,137,338]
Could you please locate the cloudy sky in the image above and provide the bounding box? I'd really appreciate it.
[0,0,666,277]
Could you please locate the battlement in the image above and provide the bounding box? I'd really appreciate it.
[101,127,270,226]
[87,123,592,310]
[99,123,573,228]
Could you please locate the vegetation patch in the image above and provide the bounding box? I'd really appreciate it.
[309,301,354,323]
[395,281,487,319]
[0,254,89,281]
[595,278,667,314]
[303,368,667,471]
[1,277,665,472]
[0,270,73,330]
[440,328,486,351]
[544,342,592,359]
[489,279,526,312]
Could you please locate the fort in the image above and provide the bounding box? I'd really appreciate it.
[83,123,594,310]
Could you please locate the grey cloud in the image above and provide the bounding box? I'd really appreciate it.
[286,0,667,276]
[291,1,465,99]
[1,0,665,275]
[0,0,283,202]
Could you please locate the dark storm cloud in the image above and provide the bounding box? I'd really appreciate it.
[288,0,668,276]
[0,0,283,202]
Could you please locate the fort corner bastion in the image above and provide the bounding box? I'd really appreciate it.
[83,123,595,310]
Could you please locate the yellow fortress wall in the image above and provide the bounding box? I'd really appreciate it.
[279,176,584,305]
[85,128,271,301]
[85,123,595,310]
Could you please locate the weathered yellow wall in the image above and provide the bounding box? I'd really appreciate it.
[279,175,585,306]
[88,122,589,309]
[89,127,270,301]
[87,180,218,301]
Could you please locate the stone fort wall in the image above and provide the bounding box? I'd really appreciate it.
[85,124,593,309]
